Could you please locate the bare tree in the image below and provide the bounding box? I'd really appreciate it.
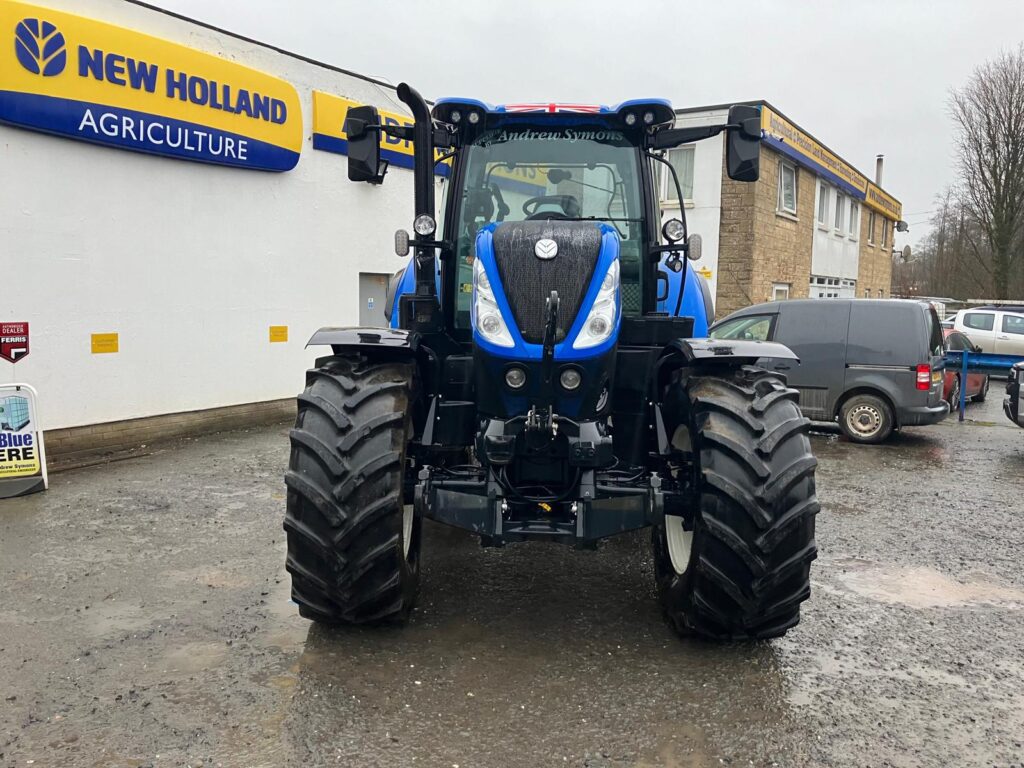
[950,45,1024,300]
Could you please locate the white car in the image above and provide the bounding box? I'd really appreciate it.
[953,306,1024,356]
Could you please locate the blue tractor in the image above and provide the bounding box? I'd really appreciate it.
[284,84,818,640]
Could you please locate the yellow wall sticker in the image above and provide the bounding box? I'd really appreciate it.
[90,332,119,353]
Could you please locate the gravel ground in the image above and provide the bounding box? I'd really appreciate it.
[1,395,1023,768]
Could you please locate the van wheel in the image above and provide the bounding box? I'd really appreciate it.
[839,393,894,444]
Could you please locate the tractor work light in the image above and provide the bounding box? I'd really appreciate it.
[559,368,582,391]
[573,259,619,350]
[643,111,655,125]
[450,109,462,123]
[662,218,685,243]
[505,367,527,389]
[413,214,436,236]
[467,111,480,124]
[473,259,514,347]
[623,112,637,127]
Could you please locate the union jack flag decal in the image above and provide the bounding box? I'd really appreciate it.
[502,103,606,114]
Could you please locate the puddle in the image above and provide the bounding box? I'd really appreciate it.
[163,640,229,673]
[835,559,1024,608]
[167,565,253,589]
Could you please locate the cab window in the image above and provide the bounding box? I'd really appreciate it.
[963,312,995,331]
[710,314,775,341]
[1002,314,1024,335]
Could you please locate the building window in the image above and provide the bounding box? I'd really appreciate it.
[817,184,830,227]
[660,146,695,203]
[864,288,870,298]
[877,288,885,298]
[777,161,797,215]
[881,219,890,248]
[867,211,877,245]
[772,283,790,302]
[848,201,859,238]
[834,192,846,232]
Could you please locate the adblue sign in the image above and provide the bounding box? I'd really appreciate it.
[0,1,302,171]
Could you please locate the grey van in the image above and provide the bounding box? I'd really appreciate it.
[709,299,949,443]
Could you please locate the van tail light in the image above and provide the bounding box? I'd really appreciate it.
[916,364,931,391]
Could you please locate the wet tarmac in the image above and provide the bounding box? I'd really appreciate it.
[2,396,1023,767]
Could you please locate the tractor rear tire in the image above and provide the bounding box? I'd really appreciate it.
[654,366,819,641]
[283,354,420,625]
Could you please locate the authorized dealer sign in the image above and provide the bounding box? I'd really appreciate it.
[0,1,302,170]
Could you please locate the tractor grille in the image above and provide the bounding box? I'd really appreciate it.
[492,221,601,344]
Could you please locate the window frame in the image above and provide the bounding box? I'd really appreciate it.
[867,211,877,245]
[771,283,791,302]
[659,145,695,206]
[881,218,889,248]
[834,191,846,233]
[817,183,830,229]
[1002,313,1024,335]
[710,313,777,342]
[848,200,859,239]
[777,160,798,216]
[964,312,995,332]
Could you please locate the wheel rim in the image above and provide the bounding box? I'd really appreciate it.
[846,403,883,438]
[402,504,414,559]
[665,515,694,575]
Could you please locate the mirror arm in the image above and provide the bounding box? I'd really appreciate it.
[648,124,725,150]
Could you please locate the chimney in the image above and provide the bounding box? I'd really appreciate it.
[875,154,884,186]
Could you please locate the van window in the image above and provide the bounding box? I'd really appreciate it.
[1003,314,1024,335]
[964,312,995,331]
[710,314,774,341]
[945,332,971,351]
[848,302,922,365]
[926,307,944,357]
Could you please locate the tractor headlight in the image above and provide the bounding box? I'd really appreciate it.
[473,259,514,347]
[573,260,619,350]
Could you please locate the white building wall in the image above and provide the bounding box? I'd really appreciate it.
[0,0,416,430]
[810,177,860,283]
[662,109,726,302]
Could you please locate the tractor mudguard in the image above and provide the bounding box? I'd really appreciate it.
[306,326,421,358]
[664,337,798,365]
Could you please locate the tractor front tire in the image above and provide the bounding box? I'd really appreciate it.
[654,366,819,641]
[284,354,420,625]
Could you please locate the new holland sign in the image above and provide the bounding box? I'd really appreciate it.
[0,1,302,171]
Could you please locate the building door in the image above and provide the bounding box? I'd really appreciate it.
[359,273,390,327]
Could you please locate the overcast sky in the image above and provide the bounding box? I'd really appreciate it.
[150,0,1024,249]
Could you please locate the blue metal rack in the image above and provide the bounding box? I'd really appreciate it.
[942,350,1024,421]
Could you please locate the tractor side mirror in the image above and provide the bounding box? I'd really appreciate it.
[686,233,703,261]
[344,105,387,184]
[726,105,761,182]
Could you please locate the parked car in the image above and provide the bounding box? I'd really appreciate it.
[953,305,1024,356]
[709,299,948,443]
[942,329,990,407]
[1005,361,1024,428]
[940,316,956,330]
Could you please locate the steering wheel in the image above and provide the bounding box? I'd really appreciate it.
[522,194,581,220]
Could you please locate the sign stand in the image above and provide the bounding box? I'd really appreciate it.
[0,383,48,498]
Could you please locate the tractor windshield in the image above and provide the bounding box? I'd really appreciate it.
[448,125,645,329]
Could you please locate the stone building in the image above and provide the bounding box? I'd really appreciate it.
[659,101,904,318]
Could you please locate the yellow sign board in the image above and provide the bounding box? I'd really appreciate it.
[761,106,868,198]
[0,1,302,170]
[91,332,118,354]
[269,325,288,343]
[864,182,902,220]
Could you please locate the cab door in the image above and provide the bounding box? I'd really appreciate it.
[995,312,1024,356]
